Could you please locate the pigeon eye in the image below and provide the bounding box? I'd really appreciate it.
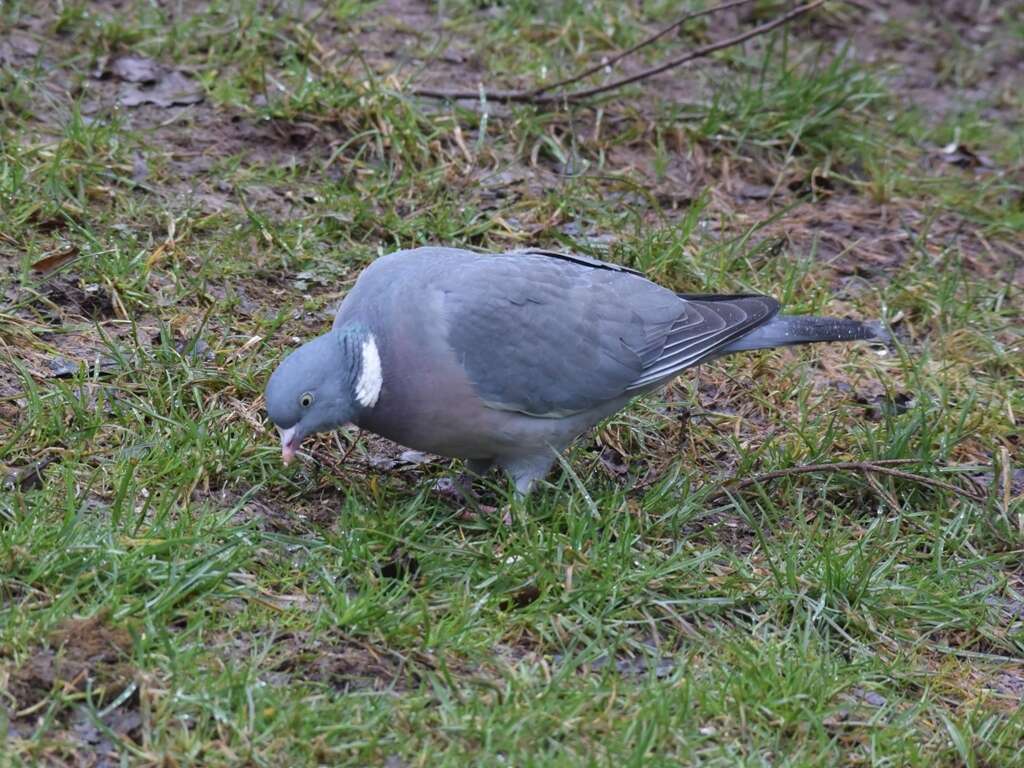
[299,392,314,408]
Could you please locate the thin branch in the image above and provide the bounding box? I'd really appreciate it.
[529,0,756,98]
[705,460,988,505]
[547,0,825,103]
[333,427,362,468]
[411,0,824,105]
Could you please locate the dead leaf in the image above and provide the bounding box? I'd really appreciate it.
[854,390,914,421]
[440,47,467,64]
[131,151,149,183]
[256,591,322,613]
[69,708,108,750]
[367,454,399,471]
[118,70,204,108]
[42,277,116,319]
[176,337,213,362]
[0,34,40,64]
[852,688,887,707]
[47,356,79,377]
[499,584,541,610]
[551,649,676,678]
[941,142,991,169]
[599,446,629,477]
[378,548,420,580]
[733,182,774,200]
[103,706,143,737]
[109,55,160,83]
[47,354,119,379]
[3,456,57,492]
[30,244,79,273]
[398,450,431,465]
[969,468,1024,499]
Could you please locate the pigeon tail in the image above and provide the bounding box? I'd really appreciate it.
[718,314,891,354]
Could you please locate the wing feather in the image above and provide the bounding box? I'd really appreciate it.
[442,250,778,416]
[626,296,778,390]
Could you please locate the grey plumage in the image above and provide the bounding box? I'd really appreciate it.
[264,246,890,495]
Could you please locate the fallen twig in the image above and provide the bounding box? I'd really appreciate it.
[411,0,824,104]
[334,428,362,467]
[706,459,988,505]
[529,0,755,98]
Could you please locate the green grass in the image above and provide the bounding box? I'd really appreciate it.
[1,0,1023,765]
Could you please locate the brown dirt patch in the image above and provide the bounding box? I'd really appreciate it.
[3,613,145,765]
[6,613,136,714]
[216,628,488,694]
[267,631,411,692]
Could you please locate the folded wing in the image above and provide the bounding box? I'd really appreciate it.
[443,251,778,417]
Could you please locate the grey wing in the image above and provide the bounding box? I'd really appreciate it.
[443,252,778,417]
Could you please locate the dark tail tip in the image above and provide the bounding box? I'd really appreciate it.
[780,315,893,346]
[718,314,894,355]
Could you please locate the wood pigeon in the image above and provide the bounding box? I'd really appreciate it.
[265,247,890,495]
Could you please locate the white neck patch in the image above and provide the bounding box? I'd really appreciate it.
[355,334,382,408]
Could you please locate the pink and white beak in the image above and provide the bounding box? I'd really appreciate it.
[278,426,299,465]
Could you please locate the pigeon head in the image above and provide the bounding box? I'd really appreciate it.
[264,323,382,464]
